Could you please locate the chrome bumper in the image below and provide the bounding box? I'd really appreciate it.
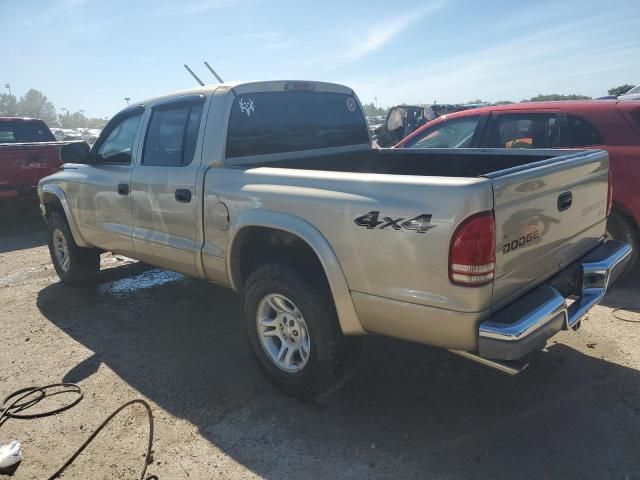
[477,240,632,361]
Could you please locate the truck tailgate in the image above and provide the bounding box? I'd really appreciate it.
[489,150,609,307]
[0,143,62,196]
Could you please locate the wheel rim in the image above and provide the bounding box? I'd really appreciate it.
[256,293,311,373]
[52,228,70,273]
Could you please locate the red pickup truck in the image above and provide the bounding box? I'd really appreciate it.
[0,117,64,206]
[395,100,640,271]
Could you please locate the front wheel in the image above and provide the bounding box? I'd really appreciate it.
[242,263,359,400]
[48,211,99,286]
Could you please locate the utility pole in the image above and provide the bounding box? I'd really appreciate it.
[124,97,131,105]
[4,84,11,96]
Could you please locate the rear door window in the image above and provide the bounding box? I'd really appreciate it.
[566,115,603,146]
[488,114,561,149]
[225,91,369,158]
[142,103,203,166]
[404,116,480,148]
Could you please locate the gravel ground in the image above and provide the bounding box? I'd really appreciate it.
[1,208,639,479]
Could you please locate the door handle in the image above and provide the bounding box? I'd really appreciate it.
[117,183,129,196]
[175,189,192,203]
[557,191,572,211]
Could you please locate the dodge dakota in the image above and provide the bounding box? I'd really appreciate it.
[38,81,631,398]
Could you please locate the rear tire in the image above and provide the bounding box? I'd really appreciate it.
[242,263,360,400]
[606,211,639,276]
[47,211,99,286]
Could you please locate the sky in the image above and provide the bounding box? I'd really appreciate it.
[1,0,639,118]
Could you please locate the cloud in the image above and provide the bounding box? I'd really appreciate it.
[341,2,447,65]
[347,10,640,105]
[154,0,260,16]
[259,39,296,51]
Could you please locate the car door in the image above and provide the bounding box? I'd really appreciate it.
[480,110,569,149]
[129,95,206,276]
[72,107,144,256]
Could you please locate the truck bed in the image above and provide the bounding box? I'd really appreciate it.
[253,148,557,178]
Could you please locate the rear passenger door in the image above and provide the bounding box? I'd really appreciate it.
[130,95,206,276]
[481,111,569,149]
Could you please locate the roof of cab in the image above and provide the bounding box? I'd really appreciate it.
[135,80,354,108]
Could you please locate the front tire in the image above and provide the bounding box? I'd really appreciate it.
[242,263,359,400]
[47,211,99,286]
[606,211,638,276]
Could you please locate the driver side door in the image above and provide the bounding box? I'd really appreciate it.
[71,107,144,256]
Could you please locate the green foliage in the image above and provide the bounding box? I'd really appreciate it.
[608,84,635,96]
[0,93,18,116]
[15,89,57,123]
[0,88,107,128]
[362,102,388,117]
[528,93,591,102]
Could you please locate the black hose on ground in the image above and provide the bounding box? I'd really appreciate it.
[612,306,640,323]
[0,384,155,480]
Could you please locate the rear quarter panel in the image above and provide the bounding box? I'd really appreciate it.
[202,166,495,313]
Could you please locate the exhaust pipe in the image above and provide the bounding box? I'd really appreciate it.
[449,350,529,375]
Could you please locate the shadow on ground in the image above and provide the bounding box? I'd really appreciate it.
[0,207,46,253]
[35,262,640,479]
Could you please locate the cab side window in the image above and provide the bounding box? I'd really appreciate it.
[488,114,560,149]
[97,114,142,164]
[405,116,480,148]
[566,114,603,146]
[142,103,203,166]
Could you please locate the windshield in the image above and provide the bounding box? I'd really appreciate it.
[226,91,369,158]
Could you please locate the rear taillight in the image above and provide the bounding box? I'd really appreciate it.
[449,211,496,287]
[606,170,613,216]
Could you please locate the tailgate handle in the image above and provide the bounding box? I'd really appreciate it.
[557,191,573,211]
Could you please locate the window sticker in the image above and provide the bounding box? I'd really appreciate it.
[346,97,357,112]
[238,97,255,117]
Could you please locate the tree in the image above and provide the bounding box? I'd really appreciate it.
[607,84,635,96]
[0,93,18,115]
[362,102,388,117]
[16,89,57,123]
[528,93,591,102]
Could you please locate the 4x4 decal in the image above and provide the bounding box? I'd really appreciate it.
[354,211,436,233]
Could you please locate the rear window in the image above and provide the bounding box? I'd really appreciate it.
[0,120,55,143]
[225,91,369,158]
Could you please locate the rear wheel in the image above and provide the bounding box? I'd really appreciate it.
[48,211,99,286]
[606,211,638,276]
[242,263,359,400]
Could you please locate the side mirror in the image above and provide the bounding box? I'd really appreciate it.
[60,141,91,164]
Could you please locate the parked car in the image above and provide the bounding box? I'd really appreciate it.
[0,117,64,206]
[373,104,465,147]
[619,85,640,101]
[39,81,629,398]
[395,100,640,272]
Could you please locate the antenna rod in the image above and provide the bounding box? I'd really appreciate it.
[203,61,224,83]
[184,64,205,86]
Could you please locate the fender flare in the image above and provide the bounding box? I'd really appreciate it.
[39,184,89,247]
[227,210,365,335]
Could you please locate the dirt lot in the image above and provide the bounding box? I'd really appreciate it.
[1,208,639,479]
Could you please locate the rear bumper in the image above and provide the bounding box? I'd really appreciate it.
[478,240,632,360]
